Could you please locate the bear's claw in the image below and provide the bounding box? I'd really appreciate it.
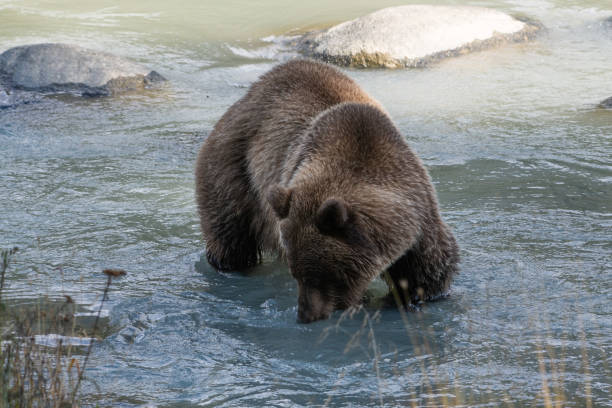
[206,251,234,271]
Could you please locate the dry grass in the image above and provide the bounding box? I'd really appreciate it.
[317,279,603,408]
[0,248,123,408]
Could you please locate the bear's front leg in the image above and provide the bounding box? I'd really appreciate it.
[384,227,459,307]
[383,248,424,308]
[205,207,261,271]
[205,240,260,271]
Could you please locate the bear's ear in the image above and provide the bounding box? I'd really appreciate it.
[267,186,292,219]
[315,198,351,235]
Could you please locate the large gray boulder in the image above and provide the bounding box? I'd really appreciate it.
[298,5,542,68]
[0,43,165,96]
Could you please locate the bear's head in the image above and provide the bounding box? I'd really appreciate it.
[267,185,398,323]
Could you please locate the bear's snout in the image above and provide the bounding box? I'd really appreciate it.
[297,284,334,323]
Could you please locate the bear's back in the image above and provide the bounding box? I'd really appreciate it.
[244,60,380,195]
[250,59,377,110]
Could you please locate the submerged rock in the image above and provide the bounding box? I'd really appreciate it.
[0,43,165,96]
[0,87,41,109]
[600,96,612,109]
[298,5,542,68]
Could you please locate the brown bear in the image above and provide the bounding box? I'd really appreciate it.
[195,59,459,323]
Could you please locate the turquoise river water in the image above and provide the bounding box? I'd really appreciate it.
[1,0,611,406]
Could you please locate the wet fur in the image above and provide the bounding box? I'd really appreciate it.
[195,59,459,321]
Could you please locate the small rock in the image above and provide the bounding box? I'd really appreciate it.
[298,5,543,68]
[0,43,166,96]
[0,88,9,107]
[119,325,145,344]
[600,96,612,109]
[0,86,41,109]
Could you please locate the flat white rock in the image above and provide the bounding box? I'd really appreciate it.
[299,5,541,68]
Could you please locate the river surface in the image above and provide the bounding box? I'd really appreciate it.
[1,0,611,406]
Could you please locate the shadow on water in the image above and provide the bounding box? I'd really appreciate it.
[184,256,478,406]
[76,252,477,406]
